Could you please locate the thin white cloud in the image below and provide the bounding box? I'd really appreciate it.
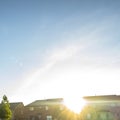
[11,38,120,104]
[10,13,120,104]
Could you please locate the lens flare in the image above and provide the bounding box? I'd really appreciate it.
[64,97,86,113]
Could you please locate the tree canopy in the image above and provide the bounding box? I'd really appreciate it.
[0,95,12,120]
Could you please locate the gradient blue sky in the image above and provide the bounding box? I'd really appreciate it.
[0,0,120,106]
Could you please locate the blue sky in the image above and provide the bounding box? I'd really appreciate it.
[0,0,120,107]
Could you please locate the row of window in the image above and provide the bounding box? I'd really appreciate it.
[90,103,120,107]
[30,115,52,120]
[29,106,63,111]
[86,112,113,120]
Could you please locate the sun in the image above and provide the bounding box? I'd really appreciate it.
[64,97,86,114]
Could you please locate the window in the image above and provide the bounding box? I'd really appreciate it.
[29,107,34,111]
[30,116,35,120]
[45,106,49,110]
[111,103,116,107]
[100,113,107,120]
[87,113,91,119]
[32,117,35,120]
[60,106,63,110]
[21,111,23,114]
[38,115,41,119]
[46,115,52,120]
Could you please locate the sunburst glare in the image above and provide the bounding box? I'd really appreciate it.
[64,97,86,114]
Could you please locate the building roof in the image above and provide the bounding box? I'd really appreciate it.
[10,102,24,111]
[83,95,120,101]
[26,98,63,107]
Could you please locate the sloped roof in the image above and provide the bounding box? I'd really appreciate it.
[10,102,24,111]
[83,95,120,101]
[26,98,63,107]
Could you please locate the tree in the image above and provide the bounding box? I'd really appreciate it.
[79,105,98,120]
[0,95,12,120]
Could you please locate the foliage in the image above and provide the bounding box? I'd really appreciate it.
[79,105,98,120]
[0,95,12,120]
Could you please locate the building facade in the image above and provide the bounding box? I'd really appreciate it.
[10,102,24,120]
[79,95,120,120]
[24,98,75,120]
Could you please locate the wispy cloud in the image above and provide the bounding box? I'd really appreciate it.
[11,41,120,104]
[10,11,120,103]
